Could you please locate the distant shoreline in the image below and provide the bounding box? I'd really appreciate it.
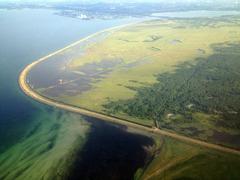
[19,24,240,156]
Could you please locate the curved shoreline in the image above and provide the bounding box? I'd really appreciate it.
[19,25,240,156]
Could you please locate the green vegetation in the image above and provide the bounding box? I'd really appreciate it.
[137,136,240,180]
[22,16,240,179]
[63,17,239,114]
[104,43,240,148]
[30,16,240,148]
[0,109,90,180]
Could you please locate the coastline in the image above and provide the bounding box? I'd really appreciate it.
[19,24,240,156]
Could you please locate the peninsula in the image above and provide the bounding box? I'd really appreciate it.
[19,16,240,179]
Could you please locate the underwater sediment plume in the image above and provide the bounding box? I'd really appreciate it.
[17,15,240,179]
[0,110,90,180]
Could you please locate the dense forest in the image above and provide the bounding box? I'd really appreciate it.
[104,43,240,145]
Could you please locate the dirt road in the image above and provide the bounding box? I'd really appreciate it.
[19,26,240,156]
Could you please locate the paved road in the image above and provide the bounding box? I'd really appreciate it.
[19,26,240,157]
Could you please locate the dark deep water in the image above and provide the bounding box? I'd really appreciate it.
[0,8,154,179]
[69,117,154,180]
[0,8,135,152]
[2,8,239,179]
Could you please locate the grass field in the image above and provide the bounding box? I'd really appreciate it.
[31,16,240,148]
[30,16,240,148]
[105,42,240,148]
[136,136,240,180]
[62,18,240,115]
[23,16,240,179]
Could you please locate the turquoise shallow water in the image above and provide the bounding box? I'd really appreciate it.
[0,9,153,179]
[0,9,134,153]
[1,9,238,153]
[1,9,240,179]
[0,9,146,179]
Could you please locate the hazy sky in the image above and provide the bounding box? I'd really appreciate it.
[0,0,239,3]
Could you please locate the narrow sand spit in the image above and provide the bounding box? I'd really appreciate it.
[19,25,240,156]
